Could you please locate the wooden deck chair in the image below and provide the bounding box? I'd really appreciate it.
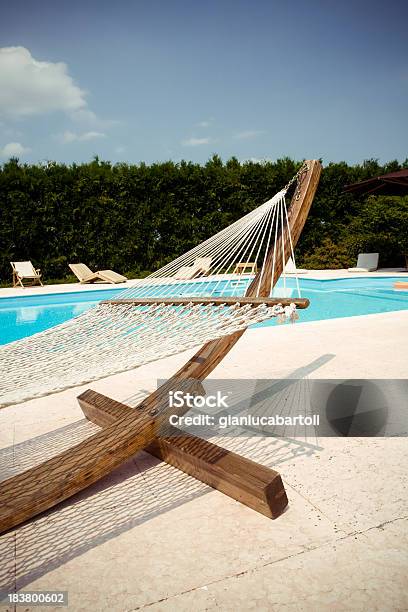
[0,161,322,533]
[69,263,127,284]
[173,257,212,280]
[348,253,379,272]
[232,262,258,276]
[11,261,43,287]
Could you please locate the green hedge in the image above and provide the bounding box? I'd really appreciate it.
[0,155,407,281]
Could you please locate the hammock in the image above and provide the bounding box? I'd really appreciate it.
[0,173,307,407]
[0,160,322,535]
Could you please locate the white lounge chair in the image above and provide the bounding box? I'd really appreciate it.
[348,253,379,273]
[69,263,127,284]
[11,261,43,288]
[283,257,308,275]
[173,257,212,280]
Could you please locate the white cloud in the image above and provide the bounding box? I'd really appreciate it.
[0,46,118,134]
[70,109,98,124]
[79,131,106,141]
[196,119,214,128]
[60,130,106,144]
[181,137,212,147]
[0,141,31,157]
[235,130,266,140]
[115,145,126,154]
[0,46,87,118]
[70,108,119,129]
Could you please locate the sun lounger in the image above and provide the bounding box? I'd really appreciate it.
[232,262,258,276]
[69,263,127,284]
[173,257,212,280]
[348,253,379,273]
[11,261,43,287]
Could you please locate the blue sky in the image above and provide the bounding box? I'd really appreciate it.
[0,0,407,165]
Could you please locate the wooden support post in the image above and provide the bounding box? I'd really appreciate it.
[78,391,288,519]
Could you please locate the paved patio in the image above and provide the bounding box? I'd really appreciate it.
[0,304,407,611]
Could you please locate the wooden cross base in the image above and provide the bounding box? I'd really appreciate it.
[78,391,288,519]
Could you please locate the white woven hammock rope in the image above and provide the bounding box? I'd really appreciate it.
[0,184,303,407]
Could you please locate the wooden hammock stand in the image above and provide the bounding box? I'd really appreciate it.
[0,160,321,534]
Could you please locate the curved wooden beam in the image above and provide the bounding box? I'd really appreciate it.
[0,160,321,534]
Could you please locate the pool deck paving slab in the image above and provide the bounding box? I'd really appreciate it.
[0,307,407,610]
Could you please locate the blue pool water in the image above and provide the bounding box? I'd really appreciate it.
[0,277,407,346]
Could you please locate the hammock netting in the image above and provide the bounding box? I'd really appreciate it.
[0,186,303,407]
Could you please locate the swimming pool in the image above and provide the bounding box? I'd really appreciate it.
[0,277,407,345]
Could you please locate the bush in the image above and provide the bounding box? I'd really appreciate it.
[345,196,408,268]
[42,256,69,279]
[0,156,407,281]
[300,238,355,269]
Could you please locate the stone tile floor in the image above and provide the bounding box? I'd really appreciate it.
[0,311,407,611]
